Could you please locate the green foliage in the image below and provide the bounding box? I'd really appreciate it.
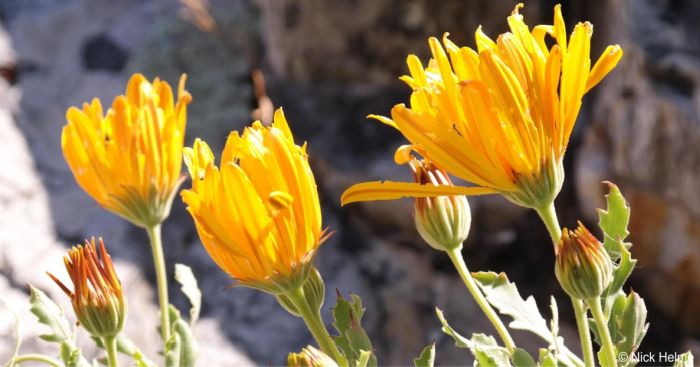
[590,292,648,366]
[29,286,90,367]
[673,351,694,367]
[92,334,156,367]
[598,182,637,299]
[331,292,377,367]
[174,264,202,325]
[164,305,199,367]
[472,272,581,367]
[413,342,435,367]
[435,308,511,366]
[597,182,631,260]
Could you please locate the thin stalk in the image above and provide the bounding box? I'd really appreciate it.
[146,224,171,343]
[536,201,562,244]
[589,297,617,367]
[446,248,516,354]
[9,355,62,367]
[103,336,119,367]
[572,299,595,367]
[286,286,348,367]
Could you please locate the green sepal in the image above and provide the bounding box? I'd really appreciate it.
[174,264,202,325]
[277,267,325,317]
[673,351,694,367]
[331,292,377,367]
[435,308,511,367]
[413,342,435,367]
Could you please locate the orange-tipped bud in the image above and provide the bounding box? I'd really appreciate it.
[410,158,471,252]
[555,222,613,300]
[48,238,126,338]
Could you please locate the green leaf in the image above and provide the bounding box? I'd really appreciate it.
[413,342,435,367]
[673,351,694,367]
[164,333,181,367]
[435,308,511,367]
[511,348,536,367]
[472,272,581,367]
[604,242,636,298]
[538,349,558,367]
[29,286,72,343]
[597,181,631,261]
[174,264,202,325]
[172,319,199,367]
[355,350,372,367]
[616,292,648,363]
[332,292,376,367]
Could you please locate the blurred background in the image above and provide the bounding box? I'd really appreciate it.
[0,0,699,365]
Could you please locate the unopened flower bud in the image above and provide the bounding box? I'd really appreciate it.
[555,222,613,300]
[287,346,339,367]
[410,158,471,252]
[48,238,126,338]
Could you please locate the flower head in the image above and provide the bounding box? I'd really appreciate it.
[555,222,613,300]
[181,108,328,294]
[342,4,622,209]
[411,158,471,252]
[48,238,126,338]
[62,73,192,227]
[288,346,339,367]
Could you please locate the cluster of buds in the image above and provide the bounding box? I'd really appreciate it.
[48,238,126,339]
[555,222,613,301]
[410,158,471,252]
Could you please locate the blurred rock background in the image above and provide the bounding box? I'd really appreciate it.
[0,0,699,365]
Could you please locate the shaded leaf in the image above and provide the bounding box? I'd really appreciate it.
[174,264,202,325]
[413,342,435,367]
[332,292,375,367]
[435,308,510,367]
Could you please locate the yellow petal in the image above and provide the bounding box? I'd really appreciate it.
[585,45,623,93]
[341,181,496,206]
[368,114,397,129]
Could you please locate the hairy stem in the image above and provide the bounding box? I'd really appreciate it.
[572,299,595,367]
[446,248,516,354]
[286,286,348,367]
[589,297,618,367]
[104,336,119,367]
[146,224,171,343]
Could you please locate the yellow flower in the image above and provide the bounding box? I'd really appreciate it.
[62,73,192,227]
[342,4,622,209]
[181,108,328,294]
[48,238,126,338]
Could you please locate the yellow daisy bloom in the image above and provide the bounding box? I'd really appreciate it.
[181,108,328,293]
[342,4,622,209]
[62,73,192,227]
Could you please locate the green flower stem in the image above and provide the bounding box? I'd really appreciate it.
[572,299,595,367]
[146,223,171,343]
[536,201,562,244]
[9,355,62,367]
[446,248,516,354]
[535,202,595,367]
[588,297,617,367]
[286,285,348,367]
[104,336,119,367]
